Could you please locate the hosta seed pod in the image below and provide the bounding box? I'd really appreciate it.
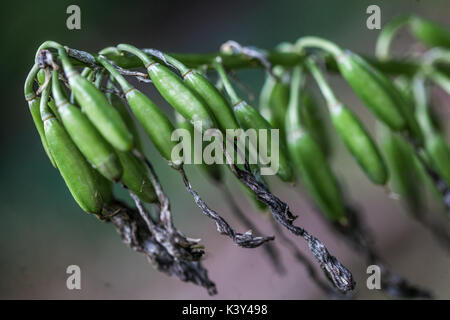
[41,83,105,214]
[106,80,143,152]
[57,47,133,151]
[286,67,346,221]
[214,58,293,182]
[52,71,123,181]
[174,112,223,181]
[331,105,388,185]
[182,69,239,133]
[117,44,216,132]
[413,75,450,186]
[97,56,178,163]
[410,16,450,49]
[116,151,157,203]
[306,57,388,184]
[342,52,423,144]
[377,122,424,212]
[25,64,56,167]
[426,134,450,186]
[299,92,331,157]
[336,50,407,131]
[234,100,294,182]
[157,53,240,133]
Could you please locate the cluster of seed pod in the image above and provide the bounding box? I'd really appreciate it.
[24,15,450,297]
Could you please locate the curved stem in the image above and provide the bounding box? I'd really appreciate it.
[375,15,412,60]
[295,36,342,57]
[34,41,63,65]
[287,66,305,125]
[423,48,450,66]
[97,55,133,92]
[412,75,435,139]
[427,70,450,95]
[142,48,190,75]
[305,58,340,108]
[116,44,153,66]
[213,57,241,105]
[24,63,39,100]
[39,71,53,121]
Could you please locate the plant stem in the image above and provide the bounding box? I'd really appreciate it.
[375,15,412,60]
[295,36,342,57]
[305,57,340,109]
[213,57,241,105]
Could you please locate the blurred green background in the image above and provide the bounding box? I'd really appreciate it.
[1,0,449,299]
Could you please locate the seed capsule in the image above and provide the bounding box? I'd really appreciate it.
[336,50,407,131]
[41,84,106,214]
[234,100,294,182]
[117,44,216,132]
[57,47,133,151]
[331,105,388,185]
[410,16,450,49]
[174,112,223,181]
[106,80,143,152]
[299,92,331,157]
[306,57,389,185]
[183,69,240,133]
[52,71,123,181]
[97,56,178,163]
[213,58,293,182]
[426,134,450,186]
[377,122,424,212]
[286,67,346,221]
[116,151,157,203]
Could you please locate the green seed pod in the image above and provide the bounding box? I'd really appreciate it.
[426,135,450,186]
[183,69,239,133]
[116,151,157,203]
[214,58,293,182]
[341,51,423,144]
[52,70,123,181]
[286,67,346,222]
[299,92,331,157]
[306,57,388,185]
[24,64,56,167]
[336,50,407,131]
[331,105,388,185]
[377,122,424,212]
[97,56,178,163]
[410,16,450,49]
[41,84,106,214]
[57,47,133,151]
[174,112,223,181]
[234,100,294,182]
[106,80,143,152]
[116,44,216,132]
[413,75,450,186]
[94,171,114,207]
[156,53,240,133]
